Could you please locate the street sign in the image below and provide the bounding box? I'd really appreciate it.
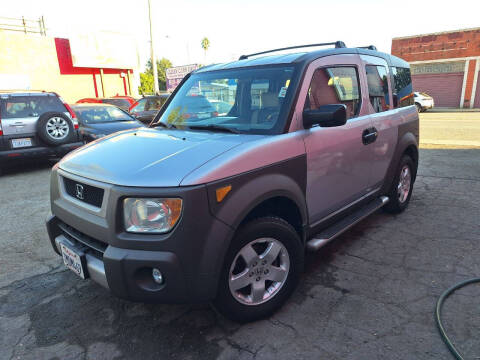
[166,64,199,92]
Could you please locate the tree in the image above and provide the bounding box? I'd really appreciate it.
[138,57,173,94]
[138,72,154,95]
[201,37,210,61]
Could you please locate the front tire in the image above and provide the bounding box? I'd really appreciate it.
[213,217,303,323]
[415,103,422,113]
[384,155,415,214]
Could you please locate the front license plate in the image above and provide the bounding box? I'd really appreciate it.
[60,243,86,279]
[11,138,32,148]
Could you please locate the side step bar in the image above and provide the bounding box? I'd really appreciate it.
[306,196,389,251]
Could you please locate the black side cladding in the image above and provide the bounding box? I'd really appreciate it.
[205,155,308,231]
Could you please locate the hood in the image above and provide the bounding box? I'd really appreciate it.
[83,121,145,134]
[59,128,253,187]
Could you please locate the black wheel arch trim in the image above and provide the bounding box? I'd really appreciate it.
[380,129,419,195]
[205,155,308,235]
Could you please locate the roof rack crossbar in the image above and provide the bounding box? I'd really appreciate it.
[357,45,377,50]
[238,41,346,60]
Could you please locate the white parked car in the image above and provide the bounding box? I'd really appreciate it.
[414,92,434,112]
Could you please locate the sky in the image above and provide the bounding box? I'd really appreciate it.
[3,0,480,71]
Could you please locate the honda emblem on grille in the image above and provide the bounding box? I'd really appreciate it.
[75,184,85,200]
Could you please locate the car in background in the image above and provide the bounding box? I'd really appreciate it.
[71,103,145,143]
[129,94,169,123]
[0,91,82,172]
[180,95,219,120]
[414,92,434,112]
[76,95,136,112]
[208,99,233,116]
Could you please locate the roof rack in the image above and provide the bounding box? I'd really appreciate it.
[238,41,347,60]
[357,45,377,51]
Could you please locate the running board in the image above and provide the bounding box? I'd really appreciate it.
[306,196,389,251]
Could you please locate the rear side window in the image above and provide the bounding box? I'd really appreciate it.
[145,97,166,111]
[305,67,361,120]
[390,67,414,108]
[366,65,390,112]
[1,95,64,118]
[130,98,147,112]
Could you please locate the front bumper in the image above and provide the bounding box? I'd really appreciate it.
[421,100,434,109]
[46,173,234,303]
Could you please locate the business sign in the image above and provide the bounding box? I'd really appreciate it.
[70,32,138,69]
[166,64,199,92]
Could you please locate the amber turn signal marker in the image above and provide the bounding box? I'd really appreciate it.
[216,185,232,203]
[164,198,183,227]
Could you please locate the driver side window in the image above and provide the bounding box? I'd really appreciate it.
[305,67,361,120]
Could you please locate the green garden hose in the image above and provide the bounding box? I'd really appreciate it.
[435,278,480,360]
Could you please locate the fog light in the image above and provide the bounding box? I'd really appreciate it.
[152,268,164,284]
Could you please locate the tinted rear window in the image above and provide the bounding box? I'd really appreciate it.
[145,97,168,111]
[366,65,390,112]
[1,95,65,119]
[103,99,130,107]
[390,67,414,108]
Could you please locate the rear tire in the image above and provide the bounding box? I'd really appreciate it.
[384,155,415,214]
[213,217,303,323]
[415,103,422,113]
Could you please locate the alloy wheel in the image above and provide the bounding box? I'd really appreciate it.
[397,165,411,203]
[46,117,69,140]
[228,237,290,306]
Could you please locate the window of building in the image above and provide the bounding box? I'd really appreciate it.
[366,65,390,112]
[305,67,361,119]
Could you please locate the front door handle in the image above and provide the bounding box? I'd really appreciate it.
[362,127,378,145]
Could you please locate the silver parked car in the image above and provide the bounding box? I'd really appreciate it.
[0,91,83,173]
[46,42,419,322]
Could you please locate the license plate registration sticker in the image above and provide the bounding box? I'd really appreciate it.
[11,138,32,148]
[60,243,86,279]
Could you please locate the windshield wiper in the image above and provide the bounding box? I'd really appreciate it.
[151,122,177,129]
[187,125,240,134]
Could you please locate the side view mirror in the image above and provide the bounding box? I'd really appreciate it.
[303,104,347,129]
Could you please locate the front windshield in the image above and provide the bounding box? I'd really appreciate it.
[155,66,297,134]
[72,106,133,124]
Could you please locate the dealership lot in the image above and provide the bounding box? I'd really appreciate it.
[1,113,480,360]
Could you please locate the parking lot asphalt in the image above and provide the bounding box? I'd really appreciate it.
[1,113,480,360]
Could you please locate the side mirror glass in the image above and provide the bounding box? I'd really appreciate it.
[303,104,347,129]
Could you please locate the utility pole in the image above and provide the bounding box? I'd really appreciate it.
[148,0,159,94]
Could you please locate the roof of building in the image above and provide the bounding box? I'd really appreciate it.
[393,27,480,40]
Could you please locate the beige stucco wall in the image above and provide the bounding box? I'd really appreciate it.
[0,31,137,103]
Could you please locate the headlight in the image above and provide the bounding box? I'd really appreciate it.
[123,198,182,233]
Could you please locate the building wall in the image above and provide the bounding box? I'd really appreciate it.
[392,28,480,108]
[0,31,137,103]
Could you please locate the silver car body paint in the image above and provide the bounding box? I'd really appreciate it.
[58,128,261,187]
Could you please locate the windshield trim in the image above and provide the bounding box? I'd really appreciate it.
[150,63,302,135]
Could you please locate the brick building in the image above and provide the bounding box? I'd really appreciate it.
[391,27,480,108]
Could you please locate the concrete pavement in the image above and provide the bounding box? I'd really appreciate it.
[1,114,480,360]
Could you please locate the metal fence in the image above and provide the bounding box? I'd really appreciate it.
[0,16,46,36]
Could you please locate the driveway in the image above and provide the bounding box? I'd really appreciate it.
[1,113,479,360]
